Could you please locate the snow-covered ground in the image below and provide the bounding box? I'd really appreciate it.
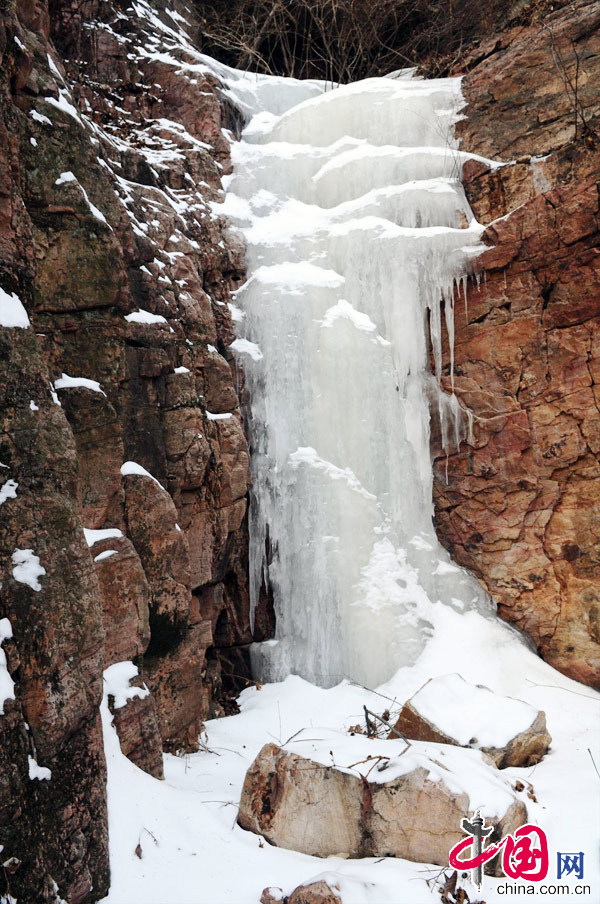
[100,609,599,903]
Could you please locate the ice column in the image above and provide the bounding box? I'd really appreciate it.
[222,75,492,688]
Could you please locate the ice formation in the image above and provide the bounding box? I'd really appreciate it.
[222,75,495,687]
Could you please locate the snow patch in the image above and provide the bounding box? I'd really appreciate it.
[84,527,123,547]
[0,619,15,715]
[0,287,30,329]
[28,755,52,781]
[0,480,18,506]
[103,661,149,710]
[11,549,46,592]
[120,461,166,492]
[125,310,168,325]
[54,373,106,395]
[230,338,263,361]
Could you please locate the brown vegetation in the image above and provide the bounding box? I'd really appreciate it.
[193,0,570,82]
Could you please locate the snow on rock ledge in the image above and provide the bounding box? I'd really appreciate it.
[238,741,527,869]
[392,673,551,768]
[103,662,164,779]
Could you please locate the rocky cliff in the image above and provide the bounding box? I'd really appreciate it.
[0,0,598,901]
[433,0,600,689]
[0,1,253,900]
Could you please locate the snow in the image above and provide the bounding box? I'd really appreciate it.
[84,527,123,546]
[206,411,233,421]
[29,400,39,410]
[120,461,166,492]
[228,302,245,323]
[103,661,149,710]
[0,619,15,715]
[47,53,61,77]
[99,627,600,904]
[30,109,52,126]
[94,549,118,563]
[125,310,168,325]
[55,171,76,185]
[0,287,30,328]
[320,300,378,333]
[28,755,52,781]
[45,89,82,124]
[230,337,263,361]
[0,479,18,505]
[174,365,190,373]
[407,673,540,748]
[55,172,110,225]
[11,549,46,591]
[54,372,105,395]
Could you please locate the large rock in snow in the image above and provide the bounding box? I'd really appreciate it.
[261,882,341,904]
[392,674,551,767]
[240,743,363,857]
[238,741,527,868]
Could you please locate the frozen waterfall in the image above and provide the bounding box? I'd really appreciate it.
[220,74,494,688]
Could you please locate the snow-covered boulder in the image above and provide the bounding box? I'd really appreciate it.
[238,741,527,868]
[391,674,551,768]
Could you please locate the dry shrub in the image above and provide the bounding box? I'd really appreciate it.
[192,0,532,82]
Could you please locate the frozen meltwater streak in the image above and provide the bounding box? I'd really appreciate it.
[222,75,492,687]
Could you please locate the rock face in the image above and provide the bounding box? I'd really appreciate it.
[432,0,600,687]
[392,674,551,767]
[238,742,527,870]
[0,0,255,899]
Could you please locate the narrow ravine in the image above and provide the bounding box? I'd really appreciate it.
[97,35,598,904]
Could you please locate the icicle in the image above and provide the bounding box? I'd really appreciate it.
[226,74,492,688]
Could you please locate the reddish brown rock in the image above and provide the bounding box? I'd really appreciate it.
[91,535,151,665]
[123,471,192,645]
[287,883,342,904]
[111,691,164,780]
[0,0,253,899]
[58,385,125,531]
[144,622,214,752]
[432,0,600,687]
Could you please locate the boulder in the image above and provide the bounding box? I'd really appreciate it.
[261,882,340,904]
[238,741,527,869]
[239,743,363,858]
[392,674,551,767]
[287,883,340,904]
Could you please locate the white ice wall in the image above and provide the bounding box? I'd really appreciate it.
[220,74,494,687]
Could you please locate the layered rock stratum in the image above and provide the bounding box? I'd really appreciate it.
[433,0,600,688]
[0,1,252,900]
